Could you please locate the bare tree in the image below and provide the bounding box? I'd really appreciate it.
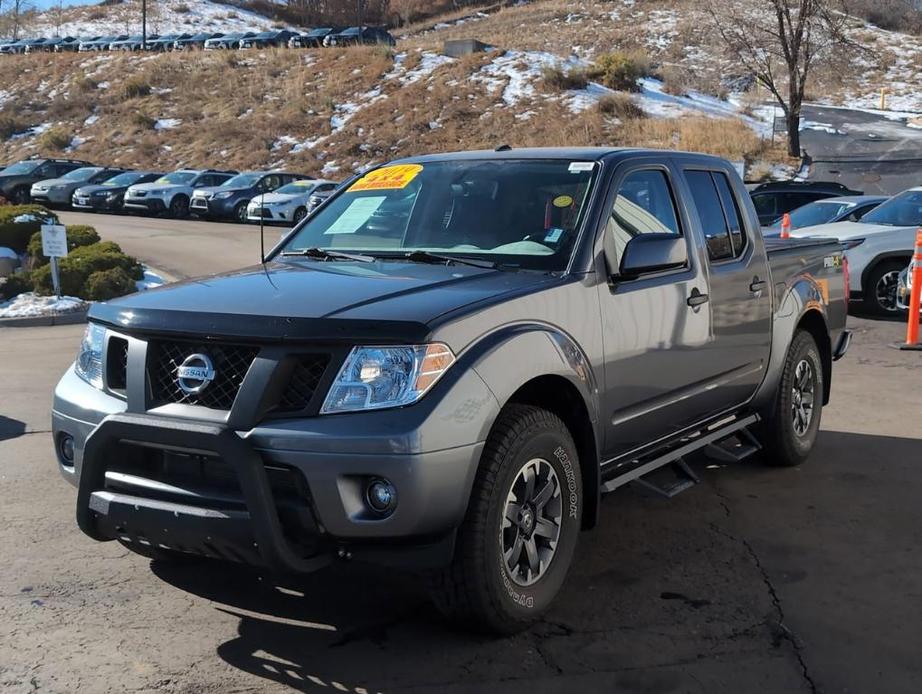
[1,0,33,39]
[709,0,854,157]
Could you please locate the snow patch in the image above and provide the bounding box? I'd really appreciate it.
[154,118,181,130]
[0,292,87,319]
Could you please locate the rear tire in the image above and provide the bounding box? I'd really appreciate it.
[759,330,823,467]
[865,260,906,316]
[428,404,582,634]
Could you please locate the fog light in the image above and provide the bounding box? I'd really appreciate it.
[59,434,75,465]
[365,478,397,514]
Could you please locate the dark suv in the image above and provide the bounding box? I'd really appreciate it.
[324,26,396,47]
[749,181,861,226]
[0,158,93,204]
[190,171,307,223]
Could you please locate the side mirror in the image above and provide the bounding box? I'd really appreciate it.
[618,234,687,279]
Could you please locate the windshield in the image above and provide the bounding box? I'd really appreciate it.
[2,161,38,175]
[221,173,262,188]
[155,172,196,185]
[860,190,922,226]
[771,200,852,230]
[103,172,144,186]
[61,167,100,181]
[275,180,316,195]
[280,159,598,271]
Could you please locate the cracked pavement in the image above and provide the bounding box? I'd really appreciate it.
[1,310,920,693]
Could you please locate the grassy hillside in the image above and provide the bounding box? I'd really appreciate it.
[1,0,914,180]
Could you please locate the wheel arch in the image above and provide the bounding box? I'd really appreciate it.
[860,252,912,292]
[466,326,602,530]
[796,309,832,405]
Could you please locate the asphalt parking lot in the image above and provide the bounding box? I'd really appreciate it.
[1,219,921,692]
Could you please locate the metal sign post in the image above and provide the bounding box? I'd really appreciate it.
[40,224,68,298]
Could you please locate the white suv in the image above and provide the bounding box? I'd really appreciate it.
[790,187,921,315]
[245,179,337,225]
[124,169,236,217]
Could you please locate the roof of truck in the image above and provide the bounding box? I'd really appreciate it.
[389,147,729,165]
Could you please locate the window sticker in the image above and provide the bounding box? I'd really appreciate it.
[553,195,574,208]
[568,162,595,173]
[323,196,386,235]
[348,164,423,192]
[544,227,564,243]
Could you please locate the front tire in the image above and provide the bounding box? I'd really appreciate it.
[759,330,824,467]
[169,195,189,218]
[428,404,582,633]
[234,202,248,223]
[11,186,29,204]
[293,206,307,224]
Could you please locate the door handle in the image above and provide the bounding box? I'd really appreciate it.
[750,278,768,293]
[687,289,709,307]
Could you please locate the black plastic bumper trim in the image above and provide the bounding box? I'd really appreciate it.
[78,412,330,574]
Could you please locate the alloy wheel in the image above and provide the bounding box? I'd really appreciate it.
[500,458,562,587]
[791,359,815,437]
[875,270,902,313]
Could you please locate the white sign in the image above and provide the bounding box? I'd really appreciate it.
[40,224,68,258]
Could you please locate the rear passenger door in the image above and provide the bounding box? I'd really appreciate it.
[681,168,772,409]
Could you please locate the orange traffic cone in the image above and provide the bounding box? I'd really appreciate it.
[780,213,792,239]
[900,229,922,351]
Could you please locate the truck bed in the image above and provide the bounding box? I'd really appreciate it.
[763,235,841,255]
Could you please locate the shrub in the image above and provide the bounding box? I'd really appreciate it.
[75,77,98,92]
[0,272,33,301]
[0,114,28,140]
[541,64,589,91]
[132,112,157,130]
[590,51,651,92]
[27,224,101,267]
[174,2,191,12]
[0,205,58,253]
[37,127,72,151]
[123,77,151,99]
[32,241,142,298]
[597,93,646,120]
[84,267,136,300]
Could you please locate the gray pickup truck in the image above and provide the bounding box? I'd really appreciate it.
[52,148,850,633]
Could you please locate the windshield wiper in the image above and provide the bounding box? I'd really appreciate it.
[402,250,497,269]
[280,247,375,263]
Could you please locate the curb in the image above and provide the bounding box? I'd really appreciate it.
[0,307,88,328]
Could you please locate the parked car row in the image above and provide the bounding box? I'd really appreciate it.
[0,156,339,224]
[0,26,396,55]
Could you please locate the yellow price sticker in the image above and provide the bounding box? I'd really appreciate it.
[553,195,574,208]
[349,164,423,192]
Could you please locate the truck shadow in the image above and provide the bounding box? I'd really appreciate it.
[150,429,922,693]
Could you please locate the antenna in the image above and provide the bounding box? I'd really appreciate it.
[259,191,266,264]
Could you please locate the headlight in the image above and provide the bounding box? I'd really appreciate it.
[213,191,234,199]
[321,344,455,414]
[75,323,106,389]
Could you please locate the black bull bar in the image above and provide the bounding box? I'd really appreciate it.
[77,413,331,574]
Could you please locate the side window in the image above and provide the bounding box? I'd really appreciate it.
[263,175,281,191]
[849,204,873,222]
[605,169,682,270]
[686,171,733,261]
[781,192,819,213]
[712,172,747,256]
[318,183,336,193]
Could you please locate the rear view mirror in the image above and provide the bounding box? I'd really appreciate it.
[618,234,687,278]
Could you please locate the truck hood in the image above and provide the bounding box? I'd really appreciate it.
[790,220,912,240]
[89,260,560,342]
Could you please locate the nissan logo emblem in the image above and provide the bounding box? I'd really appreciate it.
[176,353,216,395]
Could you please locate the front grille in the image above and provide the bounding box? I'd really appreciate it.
[149,340,259,410]
[107,336,129,393]
[254,207,272,218]
[190,198,208,208]
[277,355,330,412]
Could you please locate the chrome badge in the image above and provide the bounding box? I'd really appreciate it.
[176,353,216,395]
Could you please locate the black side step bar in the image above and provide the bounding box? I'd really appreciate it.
[600,414,759,495]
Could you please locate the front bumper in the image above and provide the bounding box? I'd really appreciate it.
[247,204,295,223]
[73,194,120,211]
[30,189,70,205]
[124,197,167,213]
[191,197,235,219]
[53,355,496,573]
